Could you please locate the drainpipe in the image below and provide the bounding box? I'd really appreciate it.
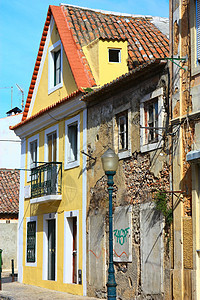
[169,0,174,297]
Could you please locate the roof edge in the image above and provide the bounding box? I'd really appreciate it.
[10,89,85,131]
[60,3,165,19]
[81,59,166,102]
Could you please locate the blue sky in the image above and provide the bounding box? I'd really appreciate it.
[0,0,169,119]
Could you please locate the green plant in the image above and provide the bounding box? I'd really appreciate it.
[154,190,173,229]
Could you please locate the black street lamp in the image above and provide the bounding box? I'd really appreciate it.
[101,148,119,300]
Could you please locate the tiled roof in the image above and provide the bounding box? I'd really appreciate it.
[0,169,20,214]
[61,4,169,68]
[21,4,169,122]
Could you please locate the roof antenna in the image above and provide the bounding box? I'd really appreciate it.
[16,84,24,111]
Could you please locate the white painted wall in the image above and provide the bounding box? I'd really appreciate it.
[0,113,22,169]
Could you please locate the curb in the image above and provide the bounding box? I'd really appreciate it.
[0,296,15,300]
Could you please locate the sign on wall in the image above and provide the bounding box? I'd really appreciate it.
[113,206,132,262]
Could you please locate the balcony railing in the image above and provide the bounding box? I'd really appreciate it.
[31,162,62,199]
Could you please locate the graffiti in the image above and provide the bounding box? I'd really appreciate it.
[114,227,130,245]
[88,249,102,259]
[113,249,128,258]
[88,248,128,259]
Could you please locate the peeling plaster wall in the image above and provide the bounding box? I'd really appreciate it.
[86,68,171,299]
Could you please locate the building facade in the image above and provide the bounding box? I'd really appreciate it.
[12,4,169,297]
[83,60,171,299]
[170,0,200,298]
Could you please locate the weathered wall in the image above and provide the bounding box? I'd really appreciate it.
[0,223,18,270]
[86,68,171,299]
[170,0,199,298]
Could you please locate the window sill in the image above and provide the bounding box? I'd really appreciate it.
[25,262,37,267]
[118,149,131,160]
[48,82,63,95]
[64,160,80,170]
[140,141,163,153]
[30,195,62,204]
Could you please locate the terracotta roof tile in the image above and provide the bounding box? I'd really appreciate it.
[0,169,19,214]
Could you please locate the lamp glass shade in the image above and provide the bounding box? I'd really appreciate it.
[101,148,119,172]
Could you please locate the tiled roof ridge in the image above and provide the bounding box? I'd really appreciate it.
[60,3,164,19]
[10,89,84,131]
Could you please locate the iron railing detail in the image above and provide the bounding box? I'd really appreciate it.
[31,162,62,199]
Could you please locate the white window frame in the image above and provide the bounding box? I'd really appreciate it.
[65,115,80,169]
[140,88,164,153]
[190,0,200,75]
[108,48,121,63]
[63,210,79,284]
[44,124,59,162]
[48,40,63,94]
[113,104,132,160]
[25,216,37,267]
[27,134,39,182]
[42,212,58,281]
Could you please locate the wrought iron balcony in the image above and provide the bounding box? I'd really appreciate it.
[31,162,62,199]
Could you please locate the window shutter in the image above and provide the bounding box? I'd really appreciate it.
[196,0,200,61]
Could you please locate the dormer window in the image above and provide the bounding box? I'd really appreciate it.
[108,48,121,63]
[48,40,63,94]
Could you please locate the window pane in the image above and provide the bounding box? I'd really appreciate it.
[145,98,158,144]
[30,140,37,168]
[48,132,57,162]
[118,113,128,151]
[54,50,61,86]
[68,123,78,162]
[27,221,36,263]
[109,49,120,62]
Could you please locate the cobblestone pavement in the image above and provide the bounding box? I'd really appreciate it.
[0,272,102,300]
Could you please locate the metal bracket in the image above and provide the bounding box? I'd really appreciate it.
[163,56,187,71]
[81,150,96,161]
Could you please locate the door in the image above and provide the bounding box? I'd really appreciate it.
[48,219,56,280]
[72,217,77,283]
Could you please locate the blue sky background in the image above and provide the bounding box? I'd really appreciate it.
[0,0,169,119]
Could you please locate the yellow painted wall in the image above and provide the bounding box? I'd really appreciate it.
[31,23,77,116]
[83,39,128,86]
[83,39,99,83]
[23,112,84,295]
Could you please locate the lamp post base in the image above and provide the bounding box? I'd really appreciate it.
[107,281,117,300]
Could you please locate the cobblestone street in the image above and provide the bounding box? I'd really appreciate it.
[0,272,101,300]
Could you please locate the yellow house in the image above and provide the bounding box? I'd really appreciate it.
[11,4,169,296]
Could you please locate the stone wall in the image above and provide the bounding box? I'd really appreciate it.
[0,223,18,270]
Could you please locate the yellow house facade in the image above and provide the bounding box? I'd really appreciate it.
[18,103,87,295]
[12,6,89,295]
